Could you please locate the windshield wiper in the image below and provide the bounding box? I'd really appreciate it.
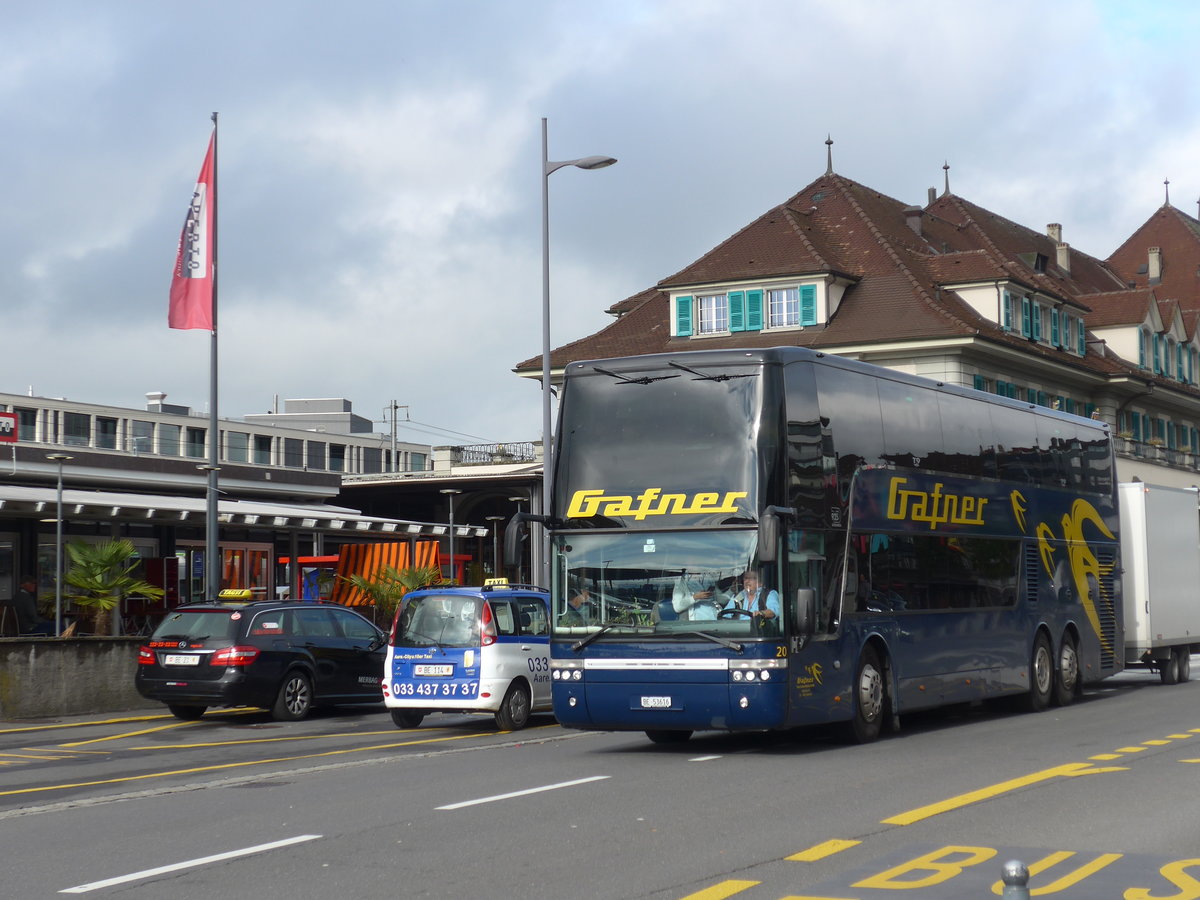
[686,631,744,653]
[668,361,757,382]
[593,366,680,385]
[572,624,616,651]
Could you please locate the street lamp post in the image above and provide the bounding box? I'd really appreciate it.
[485,515,506,578]
[541,117,616,587]
[440,489,461,583]
[47,453,73,637]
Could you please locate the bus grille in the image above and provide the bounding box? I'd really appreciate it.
[1095,548,1118,670]
[1023,542,1041,607]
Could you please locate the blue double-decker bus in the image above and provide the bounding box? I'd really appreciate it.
[517,347,1121,743]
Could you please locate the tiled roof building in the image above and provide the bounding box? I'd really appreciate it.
[518,161,1200,488]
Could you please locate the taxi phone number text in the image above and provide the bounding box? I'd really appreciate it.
[394,681,479,697]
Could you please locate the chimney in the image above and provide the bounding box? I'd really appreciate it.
[1056,242,1071,275]
[1047,223,1062,243]
[904,205,922,236]
[1149,247,1163,284]
[927,187,937,205]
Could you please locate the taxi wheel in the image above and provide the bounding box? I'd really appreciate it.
[167,704,206,721]
[390,709,425,729]
[494,681,531,731]
[272,671,313,721]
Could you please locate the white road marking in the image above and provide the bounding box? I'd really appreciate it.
[689,755,722,762]
[436,775,610,810]
[59,834,322,894]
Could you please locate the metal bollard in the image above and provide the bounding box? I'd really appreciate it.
[1000,860,1030,899]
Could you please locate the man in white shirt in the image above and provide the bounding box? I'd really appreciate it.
[671,576,722,621]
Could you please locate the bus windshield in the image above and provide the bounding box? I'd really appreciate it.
[552,530,777,638]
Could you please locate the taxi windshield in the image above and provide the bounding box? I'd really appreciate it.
[551,531,778,640]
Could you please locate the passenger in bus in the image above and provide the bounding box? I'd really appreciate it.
[722,570,780,623]
[671,575,722,620]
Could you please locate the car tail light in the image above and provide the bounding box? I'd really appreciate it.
[137,646,156,665]
[480,601,497,647]
[210,645,260,667]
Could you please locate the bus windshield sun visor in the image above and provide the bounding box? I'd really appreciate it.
[591,366,679,385]
[668,361,758,382]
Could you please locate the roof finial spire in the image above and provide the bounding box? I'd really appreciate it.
[825,135,834,176]
[1164,177,1170,207]
[942,161,951,197]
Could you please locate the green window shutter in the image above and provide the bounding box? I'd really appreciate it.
[675,296,693,336]
[1021,298,1031,336]
[800,285,817,326]
[1077,319,1085,355]
[1002,291,1012,331]
[1051,310,1060,346]
[1037,390,1048,407]
[1153,335,1162,373]
[973,375,986,391]
[1138,329,1146,367]
[1006,383,1017,399]
[1032,304,1042,341]
[728,291,745,332]
[994,380,1006,396]
[746,289,763,330]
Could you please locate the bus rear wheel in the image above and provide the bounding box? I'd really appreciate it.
[1052,634,1079,707]
[1026,633,1053,711]
[848,646,887,743]
[645,730,692,744]
[1177,648,1192,683]
[390,709,425,728]
[1161,650,1181,685]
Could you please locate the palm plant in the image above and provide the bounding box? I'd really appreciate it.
[63,538,165,635]
[341,564,442,626]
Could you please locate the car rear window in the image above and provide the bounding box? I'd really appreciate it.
[150,610,241,642]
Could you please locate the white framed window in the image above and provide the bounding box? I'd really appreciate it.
[696,293,728,334]
[768,287,799,328]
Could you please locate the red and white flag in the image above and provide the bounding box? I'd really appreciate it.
[168,133,215,330]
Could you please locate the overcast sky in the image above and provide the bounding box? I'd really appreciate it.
[4,0,1198,448]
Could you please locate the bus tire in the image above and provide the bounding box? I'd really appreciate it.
[1177,648,1191,683]
[848,645,887,743]
[1027,633,1053,711]
[1161,651,1181,685]
[645,730,692,744]
[1052,633,1079,707]
[494,681,531,731]
[390,709,425,729]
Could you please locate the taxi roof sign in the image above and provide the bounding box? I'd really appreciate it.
[218,589,254,601]
[483,578,509,587]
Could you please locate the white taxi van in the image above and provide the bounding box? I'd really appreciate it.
[383,580,551,730]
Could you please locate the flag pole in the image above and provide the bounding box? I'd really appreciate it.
[205,110,220,600]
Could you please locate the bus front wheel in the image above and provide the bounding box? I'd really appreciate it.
[1027,633,1053,711]
[848,646,887,743]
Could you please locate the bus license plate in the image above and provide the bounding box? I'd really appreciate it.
[414,665,454,676]
[640,696,671,709]
[164,654,200,666]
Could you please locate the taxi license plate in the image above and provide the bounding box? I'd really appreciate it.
[640,696,671,709]
[414,664,454,676]
[164,654,200,666]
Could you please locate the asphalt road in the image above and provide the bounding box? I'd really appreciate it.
[2,665,1198,899]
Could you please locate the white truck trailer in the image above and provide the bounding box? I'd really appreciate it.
[1118,482,1200,684]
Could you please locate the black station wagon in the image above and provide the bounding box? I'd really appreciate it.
[136,599,386,721]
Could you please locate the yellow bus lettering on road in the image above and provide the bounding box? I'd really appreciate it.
[853,845,996,890]
[1125,859,1200,900]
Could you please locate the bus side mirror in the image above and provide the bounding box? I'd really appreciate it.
[793,588,816,637]
[757,506,795,563]
[503,513,530,567]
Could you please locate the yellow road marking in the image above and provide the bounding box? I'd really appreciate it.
[61,721,202,747]
[1167,734,1192,739]
[788,839,861,861]
[1143,740,1171,746]
[882,762,1125,826]
[1089,753,1121,760]
[679,881,759,899]
[1116,746,1147,753]
[0,730,486,798]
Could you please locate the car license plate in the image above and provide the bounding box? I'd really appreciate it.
[414,664,453,676]
[164,654,201,666]
[640,696,671,709]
